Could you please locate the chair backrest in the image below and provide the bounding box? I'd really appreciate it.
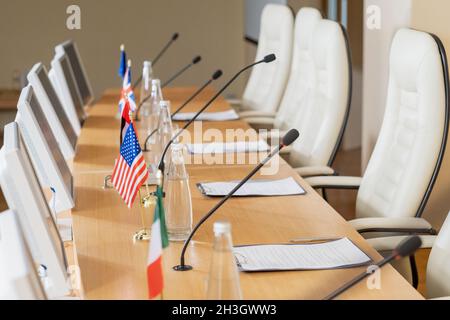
[274,8,322,130]
[288,19,352,168]
[356,29,449,220]
[242,4,293,113]
[427,213,450,299]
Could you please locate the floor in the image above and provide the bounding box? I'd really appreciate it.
[0,144,431,298]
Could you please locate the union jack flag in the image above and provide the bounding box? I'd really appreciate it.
[119,61,137,143]
[111,124,149,208]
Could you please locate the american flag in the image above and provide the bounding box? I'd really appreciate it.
[111,124,148,208]
[119,61,137,143]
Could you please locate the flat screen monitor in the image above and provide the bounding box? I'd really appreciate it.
[27,62,77,160]
[55,40,94,106]
[0,122,70,299]
[49,52,87,136]
[0,210,47,300]
[16,85,74,213]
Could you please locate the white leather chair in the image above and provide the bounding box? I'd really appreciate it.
[367,212,450,299]
[247,11,352,178]
[241,7,322,121]
[305,29,450,279]
[288,19,351,177]
[231,4,293,115]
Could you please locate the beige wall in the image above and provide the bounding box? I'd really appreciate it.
[288,0,325,15]
[0,0,246,99]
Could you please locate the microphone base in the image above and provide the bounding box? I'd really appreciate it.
[173,264,193,272]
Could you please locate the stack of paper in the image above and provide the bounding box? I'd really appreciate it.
[197,177,306,197]
[172,109,240,122]
[233,238,372,272]
[186,140,270,155]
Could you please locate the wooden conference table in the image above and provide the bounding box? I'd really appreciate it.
[70,87,423,300]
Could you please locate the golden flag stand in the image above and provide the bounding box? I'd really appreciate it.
[132,189,153,242]
[128,107,154,242]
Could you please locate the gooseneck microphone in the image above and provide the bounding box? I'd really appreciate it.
[173,129,300,272]
[324,235,422,300]
[153,32,179,66]
[157,54,277,174]
[161,55,202,89]
[133,32,179,89]
[172,69,223,118]
[142,69,223,152]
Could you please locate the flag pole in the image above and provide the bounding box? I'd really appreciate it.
[157,169,164,301]
[129,108,151,242]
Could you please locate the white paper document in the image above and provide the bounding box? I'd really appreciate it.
[233,238,372,272]
[172,109,240,122]
[197,177,306,197]
[186,140,270,155]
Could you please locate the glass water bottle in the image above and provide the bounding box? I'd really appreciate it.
[164,142,193,241]
[146,79,163,135]
[144,80,164,183]
[140,60,153,119]
[157,100,174,151]
[206,221,243,300]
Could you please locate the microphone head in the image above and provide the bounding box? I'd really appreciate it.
[172,33,179,41]
[193,55,202,64]
[264,54,276,63]
[395,236,422,258]
[282,129,299,147]
[212,69,223,80]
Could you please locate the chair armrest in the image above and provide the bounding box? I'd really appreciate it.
[226,98,243,106]
[239,111,277,119]
[305,176,362,190]
[279,145,292,155]
[227,98,244,112]
[245,117,275,130]
[245,117,275,126]
[259,130,287,142]
[367,235,436,252]
[349,217,436,235]
[295,166,336,178]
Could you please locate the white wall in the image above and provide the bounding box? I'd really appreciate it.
[362,0,412,166]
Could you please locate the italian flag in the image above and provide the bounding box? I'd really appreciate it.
[147,186,169,299]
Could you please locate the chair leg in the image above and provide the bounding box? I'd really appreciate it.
[322,189,328,202]
[410,255,419,289]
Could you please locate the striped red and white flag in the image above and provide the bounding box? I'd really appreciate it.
[111,124,148,208]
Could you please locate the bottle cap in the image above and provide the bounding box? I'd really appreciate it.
[213,221,231,235]
[152,79,161,85]
[144,61,152,68]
